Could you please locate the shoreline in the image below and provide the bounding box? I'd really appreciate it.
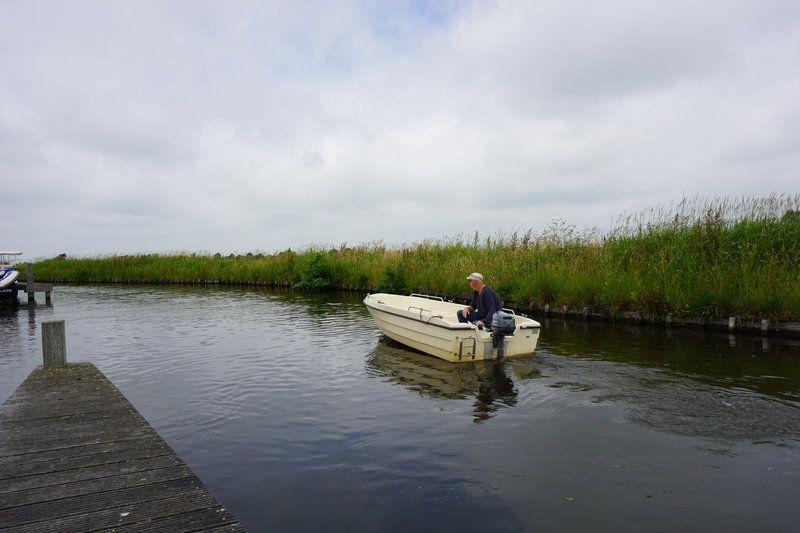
[20,278,800,339]
[20,195,800,331]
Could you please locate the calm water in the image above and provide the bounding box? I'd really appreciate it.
[2,285,800,532]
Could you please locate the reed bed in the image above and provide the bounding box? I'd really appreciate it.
[31,195,800,320]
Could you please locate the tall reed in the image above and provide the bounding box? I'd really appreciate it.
[31,194,800,319]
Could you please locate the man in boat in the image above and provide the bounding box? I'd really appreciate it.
[457,272,501,330]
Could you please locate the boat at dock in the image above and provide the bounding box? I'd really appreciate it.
[0,251,22,301]
[363,293,541,362]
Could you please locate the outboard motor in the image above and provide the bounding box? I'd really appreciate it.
[490,311,516,359]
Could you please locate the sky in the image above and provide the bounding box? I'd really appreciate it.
[2,0,800,259]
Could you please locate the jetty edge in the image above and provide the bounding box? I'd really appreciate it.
[0,321,244,532]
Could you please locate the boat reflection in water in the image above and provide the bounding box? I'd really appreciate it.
[366,336,540,423]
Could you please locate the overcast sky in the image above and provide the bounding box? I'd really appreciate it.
[3,0,800,258]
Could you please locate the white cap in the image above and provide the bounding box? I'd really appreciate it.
[466,272,484,282]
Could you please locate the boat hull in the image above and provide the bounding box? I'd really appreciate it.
[364,294,540,363]
[0,284,18,301]
[0,269,19,289]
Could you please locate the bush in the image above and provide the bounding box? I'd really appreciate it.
[294,252,334,290]
[378,261,408,293]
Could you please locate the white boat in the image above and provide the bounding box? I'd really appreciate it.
[0,251,22,300]
[363,293,541,363]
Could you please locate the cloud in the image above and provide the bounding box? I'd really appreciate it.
[2,0,799,257]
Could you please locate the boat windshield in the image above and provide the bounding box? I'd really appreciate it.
[0,251,22,267]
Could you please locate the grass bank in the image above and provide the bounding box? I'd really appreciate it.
[30,195,800,320]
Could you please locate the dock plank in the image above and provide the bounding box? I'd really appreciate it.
[0,363,244,531]
[0,443,172,480]
[0,454,185,493]
[4,490,221,533]
[0,426,159,456]
[0,477,205,527]
[111,505,241,533]
[0,436,167,468]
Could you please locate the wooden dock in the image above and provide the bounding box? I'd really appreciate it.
[0,363,244,532]
[19,263,53,305]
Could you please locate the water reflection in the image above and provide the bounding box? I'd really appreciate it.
[536,318,800,442]
[538,317,800,402]
[366,337,529,423]
[0,304,21,350]
[2,300,65,341]
[26,305,36,337]
[3,286,800,532]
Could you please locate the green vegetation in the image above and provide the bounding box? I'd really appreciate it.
[31,195,800,320]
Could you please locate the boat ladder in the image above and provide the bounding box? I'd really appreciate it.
[458,337,477,360]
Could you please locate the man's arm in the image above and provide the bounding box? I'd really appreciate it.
[463,292,479,316]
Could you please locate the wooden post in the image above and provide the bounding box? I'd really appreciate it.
[761,319,770,334]
[728,317,737,332]
[26,262,35,304]
[45,291,52,306]
[42,320,66,368]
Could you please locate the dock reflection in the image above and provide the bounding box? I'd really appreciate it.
[366,337,528,423]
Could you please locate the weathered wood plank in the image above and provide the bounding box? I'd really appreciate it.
[0,442,172,480]
[0,406,135,429]
[0,401,133,422]
[0,477,208,527]
[0,464,195,509]
[0,436,166,468]
[15,282,54,292]
[0,454,184,493]
[0,426,159,457]
[0,477,205,527]
[3,388,125,406]
[0,411,148,441]
[111,505,241,533]
[4,490,222,533]
[199,526,247,533]
[0,363,243,531]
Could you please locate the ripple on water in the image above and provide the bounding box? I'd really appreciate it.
[2,286,800,532]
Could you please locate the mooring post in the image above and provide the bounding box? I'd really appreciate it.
[42,320,66,368]
[26,262,35,304]
[728,317,737,332]
[761,319,770,334]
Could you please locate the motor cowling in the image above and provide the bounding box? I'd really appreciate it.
[490,311,516,360]
[490,311,516,336]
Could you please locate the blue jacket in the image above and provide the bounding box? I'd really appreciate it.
[470,285,501,324]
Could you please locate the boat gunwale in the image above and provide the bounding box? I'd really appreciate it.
[364,296,542,331]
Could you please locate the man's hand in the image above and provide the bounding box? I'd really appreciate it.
[463,306,471,317]
[476,321,484,329]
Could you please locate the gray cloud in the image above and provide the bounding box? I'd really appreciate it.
[2,0,799,258]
